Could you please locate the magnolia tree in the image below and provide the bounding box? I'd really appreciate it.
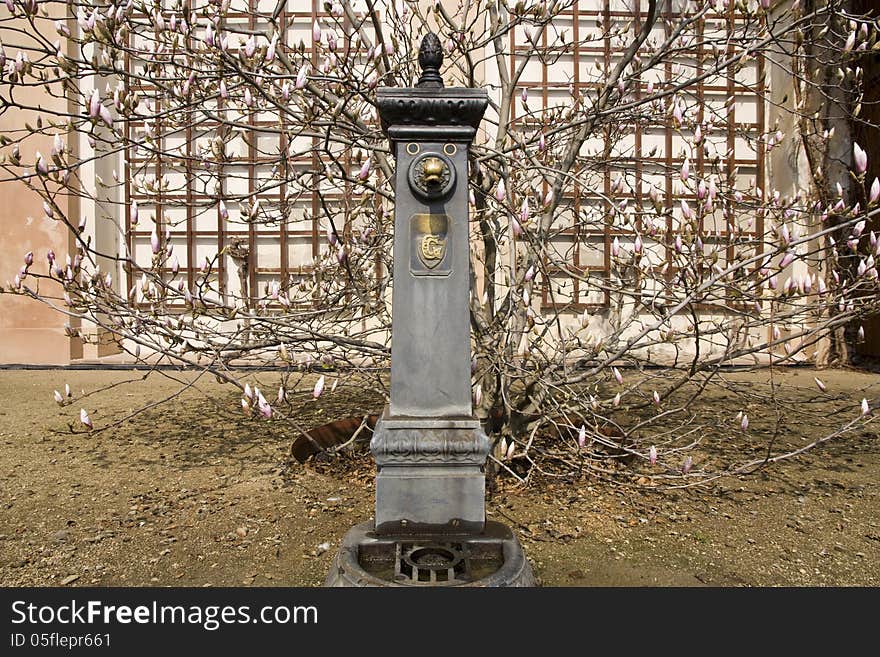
[1,0,878,484]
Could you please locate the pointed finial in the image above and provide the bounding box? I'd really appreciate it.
[416,32,444,89]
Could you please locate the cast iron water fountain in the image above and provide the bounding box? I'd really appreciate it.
[325,33,535,587]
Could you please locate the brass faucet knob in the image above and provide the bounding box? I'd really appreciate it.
[422,157,446,187]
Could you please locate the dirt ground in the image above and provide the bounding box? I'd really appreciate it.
[0,367,878,587]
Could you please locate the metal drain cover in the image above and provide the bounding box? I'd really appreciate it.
[396,542,468,584]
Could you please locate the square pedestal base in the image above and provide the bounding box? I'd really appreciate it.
[369,408,490,535]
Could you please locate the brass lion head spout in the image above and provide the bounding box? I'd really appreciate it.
[422,156,446,187]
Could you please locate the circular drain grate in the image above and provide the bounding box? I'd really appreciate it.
[395,542,469,584]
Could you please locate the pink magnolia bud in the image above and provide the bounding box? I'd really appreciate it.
[814,377,826,392]
[577,425,586,448]
[89,89,100,118]
[680,199,692,220]
[54,390,63,404]
[524,265,535,282]
[845,31,856,52]
[652,390,661,406]
[870,178,880,204]
[277,386,286,404]
[741,414,749,431]
[358,158,371,181]
[511,217,522,239]
[611,236,620,257]
[613,392,621,407]
[473,384,482,407]
[312,20,321,43]
[779,251,794,269]
[680,157,690,182]
[130,200,139,226]
[266,35,278,62]
[612,367,623,385]
[543,190,553,207]
[634,234,643,254]
[495,179,506,203]
[336,247,347,265]
[150,229,160,254]
[681,455,692,474]
[521,87,528,104]
[313,375,325,399]
[674,234,683,253]
[296,64,308,89]
[80,408,93,431]
[24,251,33,267]
[861,398,870,416]
[858,325,865,342]
[854,142,868,174]
[219,79,228,99]
[538,133,546,151]
[244,36,256,58]
[649,445,657,466]
[520,198,530,224]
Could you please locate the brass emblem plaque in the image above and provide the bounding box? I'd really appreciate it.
[410,213,451,276]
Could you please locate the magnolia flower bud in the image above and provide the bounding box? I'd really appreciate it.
[296,64,308,89]
[681,456,692,474]
[89,89,100,118]
[652,390,661,406]
[613,392,621,407]
[511,217,523,238]
[150,229,160,254]
[854,142,868,174]
[54,390,63,404]
[741,414,749,431]
[80,408,93,430]
[612,366,623,385]
[313,375,325,398]
[814,377,826,392]
[130,200,139,226]
[358,157,371,181]
[266,35,278,62]
[861,398,870,415]
[473,383,482,407]
[649,445,657,466]
[312,20,321,43]
[495,179,506,203]
[870,178,879,204]
[680,157,690,182]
